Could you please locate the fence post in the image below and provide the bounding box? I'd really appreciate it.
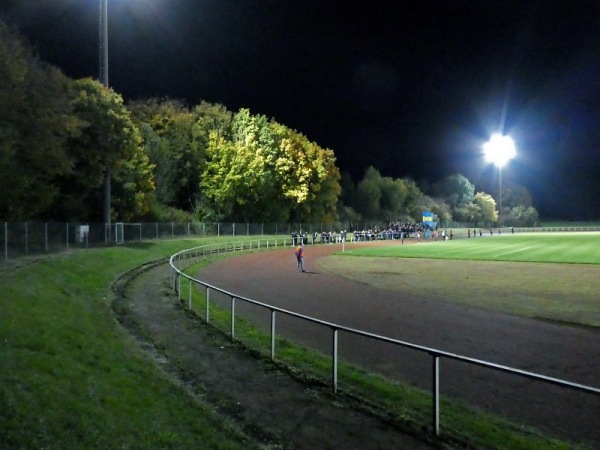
[332,328,338,393]
[206,286,210,322]
[271,310,276,360]
[188,278,192,310]
[4,222,7,260]
[230,296,236,340]
[432,354,440,436]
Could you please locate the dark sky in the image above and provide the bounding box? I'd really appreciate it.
[2,0,600,220]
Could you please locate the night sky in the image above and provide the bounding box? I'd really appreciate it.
[2,0,599,220]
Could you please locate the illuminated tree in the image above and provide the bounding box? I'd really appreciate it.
[201,109,340,222]
[54,78,153,221]
[473,192,498,223]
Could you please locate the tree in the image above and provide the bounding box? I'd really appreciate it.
[355,177,381,220]
[52,78,153,221]
[473,192,498,224]
[503,185,533,208]
[401,178,424,220]
[0,21,80,220]
[128,98,224,213]
[351,167,425,222]
[431,174,475,209]
[200,109,341,222]
[507,205,539,227]
[201,109,280,221]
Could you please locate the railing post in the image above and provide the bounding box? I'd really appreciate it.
[271,310,276,360]
[230,296,236,340]
[177,274,181,301]
[188,278,192,310]
[4,222,8,260]
[332,328,338,393]
[432,354,440,436]
[206,286,210,322]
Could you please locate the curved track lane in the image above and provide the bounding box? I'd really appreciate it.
[197,241,600,446]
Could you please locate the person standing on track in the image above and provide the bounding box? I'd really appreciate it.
[295,243,305,272]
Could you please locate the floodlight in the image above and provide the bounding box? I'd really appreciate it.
[483,134,516,168]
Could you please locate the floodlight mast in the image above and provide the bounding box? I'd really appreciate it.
[483,134,516,226]
[99,0,111,242]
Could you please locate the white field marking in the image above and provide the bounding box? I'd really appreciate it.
[493,246,534,257]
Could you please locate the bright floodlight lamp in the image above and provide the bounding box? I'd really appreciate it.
[483,134,516,226]
[483,133,516,168]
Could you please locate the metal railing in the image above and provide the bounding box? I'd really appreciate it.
[169,238,600,439]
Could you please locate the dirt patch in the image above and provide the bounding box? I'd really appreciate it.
[112,259,437,449]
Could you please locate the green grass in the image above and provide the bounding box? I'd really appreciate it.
[341,233,600,264]
[0,238,273,449]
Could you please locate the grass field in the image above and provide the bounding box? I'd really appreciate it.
[342,232,600,264]
[321,233,600,328]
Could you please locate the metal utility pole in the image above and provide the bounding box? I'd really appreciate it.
[99,0,111,242]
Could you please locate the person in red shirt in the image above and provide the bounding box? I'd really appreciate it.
[295,243,305,272]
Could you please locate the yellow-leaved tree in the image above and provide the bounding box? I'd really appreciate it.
[201,109,341,222]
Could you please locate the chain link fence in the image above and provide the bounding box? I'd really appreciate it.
[1,221,372,260]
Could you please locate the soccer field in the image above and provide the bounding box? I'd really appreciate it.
[341,232,600,264]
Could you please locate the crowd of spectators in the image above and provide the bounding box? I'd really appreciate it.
[292,222,423,245]
[291,230,348,245]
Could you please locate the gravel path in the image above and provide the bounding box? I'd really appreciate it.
[116,260,436,449]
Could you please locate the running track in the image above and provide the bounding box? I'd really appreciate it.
[197,241,600,446]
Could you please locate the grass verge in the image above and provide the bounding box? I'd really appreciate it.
[0,238,277,449]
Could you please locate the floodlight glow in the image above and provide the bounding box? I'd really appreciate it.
[483,134,516,167]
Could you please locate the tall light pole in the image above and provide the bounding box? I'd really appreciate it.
[483,134,516,226]
[99,0,111,241]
